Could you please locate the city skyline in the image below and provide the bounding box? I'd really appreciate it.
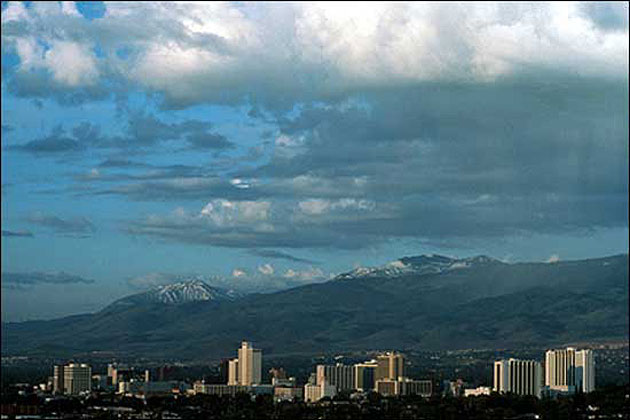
[2,1,628,322]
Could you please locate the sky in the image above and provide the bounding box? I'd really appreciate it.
[1,1,628,322]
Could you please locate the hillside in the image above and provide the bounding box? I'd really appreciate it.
[2,254,628,360]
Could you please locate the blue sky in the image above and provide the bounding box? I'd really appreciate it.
[1,2,628,321]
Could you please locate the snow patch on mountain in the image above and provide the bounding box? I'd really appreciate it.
[106,280,242,310]
[336,254,501,280]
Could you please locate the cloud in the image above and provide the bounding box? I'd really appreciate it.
[125,268,330,295]
[1,271,95,288]
[248,249,319,264]
[27,212,96,236]
[1,3,627,109]
[257,263,274,276]
[186,131,233,150]
[2,2,627,256]
[7,125,82,153]
[282,267,327,283]
[126,199,388,249]
[1,230,34,238]
[6,115,233,155]
[546,254,560,263]
[579,2,629,32]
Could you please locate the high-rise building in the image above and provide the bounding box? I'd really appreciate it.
[493,359,542,397]
[545,347,595,393]
[53,365,64,394]
[238,341,262,386]
[107,363,131,386]
[219,359,231,384]
[63,363,92,395]
[227,358,239,385]
[354,361,378,391]
[316,364,355,392]
[575,349,595,393]
[375,352,405,381]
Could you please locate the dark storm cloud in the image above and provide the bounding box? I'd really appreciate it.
[7,125,82,153]
[1,230,34,238]
[126,74,628,250]
[6,114,234,155]
[5,69,112,105]
[91,177,260,201]
[27,212,96,235]
[1,271,95,288]
[186,131,233,150]
[248,249,319,264]
[98,158,151,168]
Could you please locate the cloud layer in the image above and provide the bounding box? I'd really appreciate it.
[2,2,628,254]
[1,271,95,288]
[2,2,627,108]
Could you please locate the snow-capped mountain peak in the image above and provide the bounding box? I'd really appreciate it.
[148,280,240,304]
[335,254,501,280]
[104,279,242,310]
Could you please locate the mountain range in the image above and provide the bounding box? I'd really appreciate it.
[2,253,628,360]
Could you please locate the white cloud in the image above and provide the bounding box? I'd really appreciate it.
[200,199,270,227]
[2,2,626,106]
[257,263,274,276]
[298,198,376,215]
[298,199,331,215]
[282,266,326,282]
[43,41,100,86]
[546,254,560,263]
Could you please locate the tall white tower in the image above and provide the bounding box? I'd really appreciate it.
[238,341,262,386]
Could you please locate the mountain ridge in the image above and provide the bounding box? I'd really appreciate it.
[2,253,627,359]
[103,279,241,311]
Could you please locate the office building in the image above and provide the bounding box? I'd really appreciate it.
[53,365,64,394]
[354,361,378,391]
[375,378,432,397]
[63,363,92,395]
[194,382,250,396]
[227,358,239,385]
[401,379,432,397]
[575,349,595,393]
[274,386,302,402]
[107,363,131,386]
[375,352,405,381]
[545,347,595,393]
[493,359,542,397]
[464,386,492,397]
[316,364,355,392]
[238,341,262,386]
[304,381,337,402]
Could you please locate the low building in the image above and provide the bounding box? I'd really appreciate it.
[193,383,250,396]
[375,378,432,397]
[375,379,399,396]
[464,386,492,397]
[274,387,302,402]
[304,381,337,403]
[401,379,432,397]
